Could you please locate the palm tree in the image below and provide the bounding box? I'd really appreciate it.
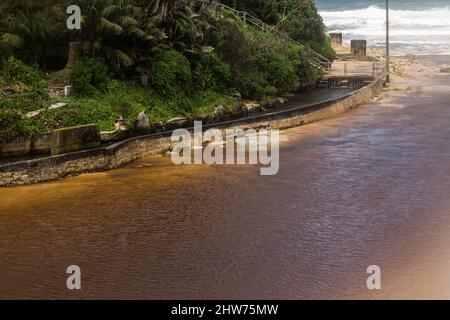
[0,0,65,68]
[150,0,185,22]
[76,0,139,70]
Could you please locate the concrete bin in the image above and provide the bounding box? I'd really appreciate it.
[351,40,367,58]
[329,32,343,45]
[51,124,101,155]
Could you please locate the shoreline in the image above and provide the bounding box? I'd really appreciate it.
[3,46,446,188]
[1,54,449,300]
[0,71,386,187]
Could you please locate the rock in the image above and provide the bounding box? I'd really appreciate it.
[214,105,224,115]
[49,102,68,110]
[233,90,242,101]
[261,96,287,109]
[153,121,163,133]
[242,102,261,114]
[440,67,450,73]
[115,116,127,131]
[277,97,287,104]
[64,86,73,97]
[101,129,131,143]
[3,87,18,95]
[165,117,189,130]
[26,110,41,118]
[27,103,69,118]
[202,46,214,53]
[136,111,150,130]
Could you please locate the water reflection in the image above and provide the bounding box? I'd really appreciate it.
[1,73,450,299]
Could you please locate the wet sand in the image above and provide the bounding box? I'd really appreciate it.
[0,56,450,299]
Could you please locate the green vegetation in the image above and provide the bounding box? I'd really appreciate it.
[37,81,235,132]
[0,57,48,139]
[70,58,110,96]
[0,0,334,141]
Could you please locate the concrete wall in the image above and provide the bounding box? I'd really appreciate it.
[0,124,101,158]
[0,132,52,157]
[0,76,384,187]
[51,124,101,155]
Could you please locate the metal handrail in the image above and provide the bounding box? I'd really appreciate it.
[214,2,331,72]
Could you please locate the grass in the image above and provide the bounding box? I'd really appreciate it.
[33,79,235,132]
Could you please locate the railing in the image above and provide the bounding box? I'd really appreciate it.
[210,2,331,72]
[326,62,386,78]
[317,62,387,88]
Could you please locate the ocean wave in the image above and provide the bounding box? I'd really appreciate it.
[320,6,450,36]
[320,5,450,55]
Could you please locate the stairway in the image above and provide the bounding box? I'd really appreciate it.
[214,3,331,73]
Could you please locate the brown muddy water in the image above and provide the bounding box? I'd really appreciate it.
[1,57,450,299]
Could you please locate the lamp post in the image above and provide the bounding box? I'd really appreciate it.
[386,0,390,82]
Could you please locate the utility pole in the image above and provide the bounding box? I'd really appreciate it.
[386,0,390,82]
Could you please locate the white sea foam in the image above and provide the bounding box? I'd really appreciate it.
[320,6,450,55]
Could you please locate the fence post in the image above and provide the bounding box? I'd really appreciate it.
[344,63,348,77]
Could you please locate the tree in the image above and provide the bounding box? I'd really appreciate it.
[0,0,66,69]
[77,0,142,72]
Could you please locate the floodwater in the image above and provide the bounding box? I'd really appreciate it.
[1,57,450,299]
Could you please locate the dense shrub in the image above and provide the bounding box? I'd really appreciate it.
[153,50,192,96]
[0,109,41,141]
[280,1,336,61]
[0,57,48,114]
[1,57,47,92]
[70,58,110,96]
[222,0,280,25]
[210,15,315,99]
[192,52,231,91]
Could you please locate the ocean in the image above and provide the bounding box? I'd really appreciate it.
[316,0,450,55]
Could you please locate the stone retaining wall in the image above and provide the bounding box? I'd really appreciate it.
[0,76,384,187]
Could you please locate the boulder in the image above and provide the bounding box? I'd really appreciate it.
[261,96,287,109]
[136,111,150,130]
[101,129,131,143]
[165,117,189,130]
[233,90,242,101]
[153,121,164,133]
[214,105,224,115]
[115,116,127,131]
[242,102,261,114]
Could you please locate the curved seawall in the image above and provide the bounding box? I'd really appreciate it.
[0,75,385,187]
